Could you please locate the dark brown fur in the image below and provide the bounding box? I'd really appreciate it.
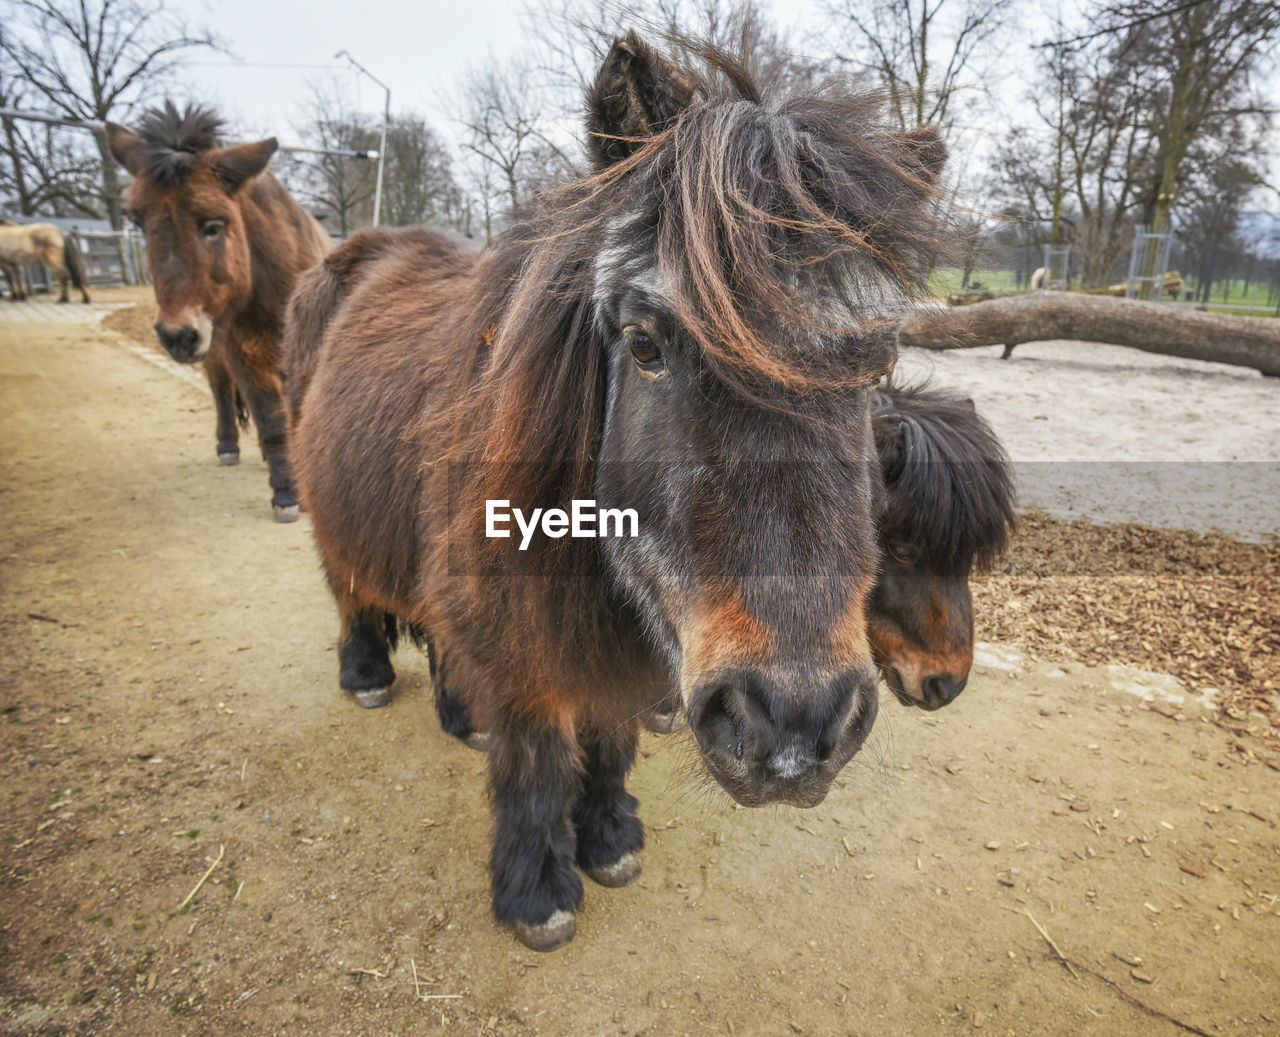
[288,33,949,949]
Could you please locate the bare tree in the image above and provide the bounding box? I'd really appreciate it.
[994,1,1278,290]
[1098,0,1280,239]
[820,0,1016,132]
[285,83,380,237]
[455,60,576,237]
[0,0,218,227]
[454,0,825,240]
[992,34,1156,286]
[380,114,468,232]
[1177,153,1254,303]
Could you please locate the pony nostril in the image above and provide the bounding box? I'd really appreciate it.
[845,686,878,745]
[691,682,742,757]
[923,673,967,706]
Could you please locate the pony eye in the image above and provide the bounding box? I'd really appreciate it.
[625,327,665,374]
[199,219,226,240]
[885,539,920,565]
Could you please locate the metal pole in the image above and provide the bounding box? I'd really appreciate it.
[0,108,104,132]
[335,51,390,228]
[374,87,389,228]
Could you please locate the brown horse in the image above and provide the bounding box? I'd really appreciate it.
[0,220,91,303]
[105,103,331,520]
[287,34,948,950]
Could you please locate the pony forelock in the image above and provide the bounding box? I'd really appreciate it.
[874,382,1015,573]
[135,101,225,187]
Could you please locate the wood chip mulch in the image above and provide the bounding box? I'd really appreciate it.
[973,510,1279,720]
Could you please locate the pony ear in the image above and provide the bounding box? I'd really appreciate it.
[209,138,278,193]
[959,396,976,413]
[586,32,695,168]
[106,122,146,177]
[899,125,948,186]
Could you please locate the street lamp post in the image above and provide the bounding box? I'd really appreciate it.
[335,50,390,228]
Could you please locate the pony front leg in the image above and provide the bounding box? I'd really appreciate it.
[203,353,241,465]
[339,607,396,708]
[239,374,299,522]
[574,728,644,887]
[488,720,584,951]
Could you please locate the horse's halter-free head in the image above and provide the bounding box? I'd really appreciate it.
[108,107,276,364]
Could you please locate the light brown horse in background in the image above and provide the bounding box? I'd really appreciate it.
[106,102,331,520]
[0,219,91,303]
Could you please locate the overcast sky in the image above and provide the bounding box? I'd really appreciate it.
[165,0,841,147]
[161,0,1276,208]
[171,0,538,141]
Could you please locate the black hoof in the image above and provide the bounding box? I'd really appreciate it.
[218,451,240,466]
[274,504,300,523]
[350,687,391,709]
[513,910,576,952]
[583,853,641,888]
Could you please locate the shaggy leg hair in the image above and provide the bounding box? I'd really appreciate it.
[237,364,298,521]
[338,608,397,708]
[574,731,644,885]
[489,722,585,951]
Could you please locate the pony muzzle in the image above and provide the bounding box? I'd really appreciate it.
[878,649,972,711]
[685,665,878,807]
[154,314,212,363]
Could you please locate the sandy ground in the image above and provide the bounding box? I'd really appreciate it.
[1,293,1278,1036]
[896,342,1280,539]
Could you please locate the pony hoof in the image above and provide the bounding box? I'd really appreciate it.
[513,910,576,952]
[644,710,685,734]
[463,731,493,752]
[274,504,300,523]
[584,853,641,888]
[218,451,240,466]
[350,687,391,709]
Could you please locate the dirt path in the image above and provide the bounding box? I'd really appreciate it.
[896,340,1280,540]
[2,298,1278,1036]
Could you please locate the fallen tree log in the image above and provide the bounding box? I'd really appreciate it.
[898,290,1280,376]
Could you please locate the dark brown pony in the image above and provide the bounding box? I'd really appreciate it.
[287,34,948,950]
[0,220,91,303]
[524,380,1014,736]
[105,103,331,520]
[869,382,1014,708]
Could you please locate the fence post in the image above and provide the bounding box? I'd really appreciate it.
[115,232,131,285]
[1126,226,1173,301]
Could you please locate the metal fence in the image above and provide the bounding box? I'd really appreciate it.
[1125,225,1173,301]
[1042,244,1072,289]
[2,227,149,297]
